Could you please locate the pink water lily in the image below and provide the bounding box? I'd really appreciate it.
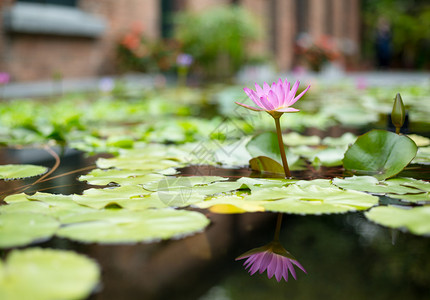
[236,240,307,282]
[235,78,310,115]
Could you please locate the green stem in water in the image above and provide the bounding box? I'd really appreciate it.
[273,213,283,242]
[273,116,291,178]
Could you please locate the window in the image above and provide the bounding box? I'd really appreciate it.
[17,0,77,7]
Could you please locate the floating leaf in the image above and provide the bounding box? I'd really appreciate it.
[282,132,321,146]
[0,248,100,300]
[412,146,430,165]
[142,176,228,192]
[237,177,296,191]
[72,185,152,210]
[260,185,378,215]
[57,209,210,243]
[343,130,418,180]
[311,147,346,167]
[194,195,265,213]
[2,193,97,221]
[365,205,430,235]
[0,164,48,180]
[333,176,424,194]
[407,134,430,147]
[246,132,302,169]
[322,132,357,147]
[386,177,430,192]
[0,213,59,248]
[96,156,181,171]
[388,192,430,203]
[79,168,165,186]
[249,156,284,175]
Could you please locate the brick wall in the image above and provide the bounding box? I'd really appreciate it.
[0,0,361,82]
[0,0,160,81]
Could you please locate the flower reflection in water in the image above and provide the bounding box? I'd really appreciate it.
[236,214,307,282]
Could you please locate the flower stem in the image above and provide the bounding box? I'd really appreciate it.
[273,213,283,241]
[273,116,291,178]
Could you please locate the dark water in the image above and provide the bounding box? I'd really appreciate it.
[1,148,430,300]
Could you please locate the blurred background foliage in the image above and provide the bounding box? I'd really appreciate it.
[362,0,430,69]
[174,5,261,80]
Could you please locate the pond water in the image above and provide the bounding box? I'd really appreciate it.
[1,80,429,299]
[1,148,429,300]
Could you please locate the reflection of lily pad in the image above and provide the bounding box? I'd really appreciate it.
[57,209,210,243]
[0,164,48,180]
[343,130,417,180]
[365,205,430,235]
[0,248,100,300]
[0,213,59,248]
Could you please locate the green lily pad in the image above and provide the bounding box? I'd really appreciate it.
[0,164,48,180]
[0,213,60,248]
[72,185,152,210]
[246,132,302,169]
[2,193,97,221]
[322,132,357,147]
[0,248,100,300]
[260,185,378,215]
[388,192,430,203]
[79,168,165,186]
[249,156,285,175]
[407,134,430,147]
[237,177,296,191]
[96,156,181,171]
[412,146,430,165]
[343,130,418,180]
[142,176,228,192]
[57,208,210,243]
[365,205,430,235]
[194,195,265,213]
[332,176,424,194]
[282,132,321,146]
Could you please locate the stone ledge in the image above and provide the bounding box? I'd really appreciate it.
[3,3,106,38]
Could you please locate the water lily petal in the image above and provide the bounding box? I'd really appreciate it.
[255,83,264,97]
[244,87,264,108]
[286,258,296,280]
[267,91,280,110]
[284,80,300,106]
[275,79,285,107]
[249,253,264,275]
[274,255,284,282]
[275,107,300,113]
[266,254,277,279]
[259,252,272,273]
[291,259,307,274]
[263,82,271,95]
[289,84,311,106]
[258,96,275,111]
[235,102,266,111]
[283,79,291,102]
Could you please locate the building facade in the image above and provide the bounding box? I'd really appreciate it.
[0,0,360,82]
